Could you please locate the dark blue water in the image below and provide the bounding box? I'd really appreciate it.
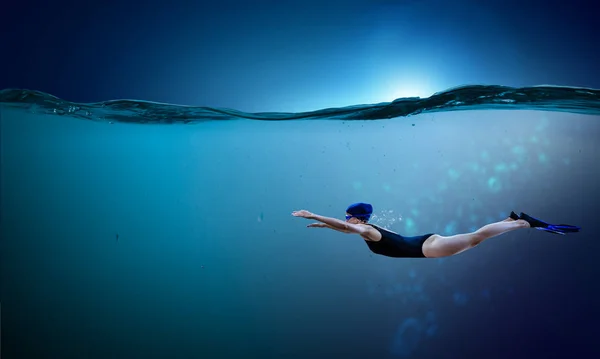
[2,85,600,359]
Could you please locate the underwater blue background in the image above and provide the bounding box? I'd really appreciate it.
[2,0,599,358]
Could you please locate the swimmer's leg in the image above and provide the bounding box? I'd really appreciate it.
[422,214,530,258]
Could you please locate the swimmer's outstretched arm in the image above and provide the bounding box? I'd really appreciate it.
[306,223,351,233]
[291,210,371,235]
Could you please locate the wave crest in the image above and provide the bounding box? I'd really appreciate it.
[1,84,599,124]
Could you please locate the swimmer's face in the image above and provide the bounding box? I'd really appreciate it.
[345,213,366,224]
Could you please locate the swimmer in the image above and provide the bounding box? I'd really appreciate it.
[291,203,580,258]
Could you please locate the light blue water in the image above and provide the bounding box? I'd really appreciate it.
[2,88,600,358]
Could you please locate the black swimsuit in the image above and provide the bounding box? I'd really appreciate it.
[364,224,434,258]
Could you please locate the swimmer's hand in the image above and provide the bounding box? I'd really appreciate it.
[292,210,315,219]
[306,223,327,228]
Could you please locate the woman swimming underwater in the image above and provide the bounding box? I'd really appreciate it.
[291,203,580,258]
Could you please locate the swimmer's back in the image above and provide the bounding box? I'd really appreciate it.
[364,224,433,258]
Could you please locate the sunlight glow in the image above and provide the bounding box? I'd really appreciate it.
[378,71,440,101]
[388,80,436,100]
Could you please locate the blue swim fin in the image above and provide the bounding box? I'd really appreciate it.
[518,212,581,235]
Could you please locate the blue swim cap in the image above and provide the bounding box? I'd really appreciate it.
[346,202,373,221]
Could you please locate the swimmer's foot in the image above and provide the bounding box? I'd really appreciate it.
[506,211,530,226]
[498,211,520,222]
